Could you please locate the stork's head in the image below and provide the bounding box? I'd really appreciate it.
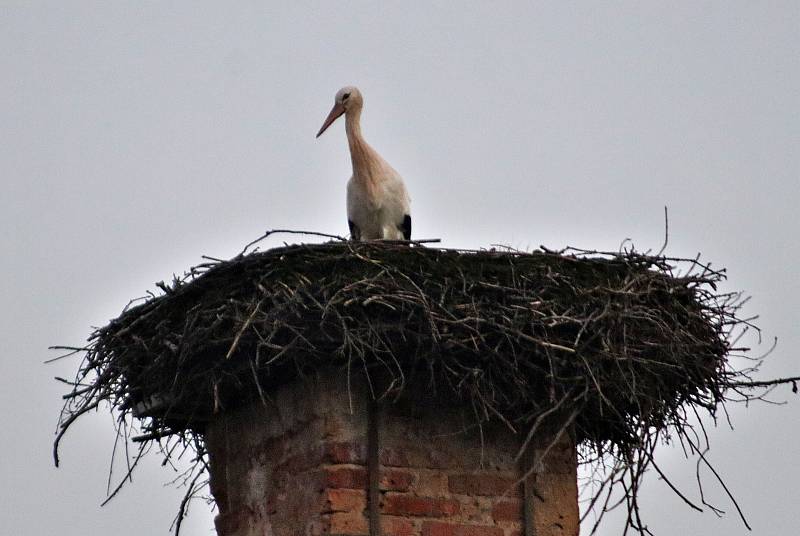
[316,86,362,138]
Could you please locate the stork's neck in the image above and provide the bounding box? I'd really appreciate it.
[345,107,380,181]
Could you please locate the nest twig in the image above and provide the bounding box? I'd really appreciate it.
[52,233,798,534]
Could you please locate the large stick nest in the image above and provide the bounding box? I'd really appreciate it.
[54,237,793,534]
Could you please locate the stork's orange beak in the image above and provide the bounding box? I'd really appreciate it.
[316,102,346,138]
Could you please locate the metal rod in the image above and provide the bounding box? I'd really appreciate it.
[523,445,537,536]
[367,400,381,536]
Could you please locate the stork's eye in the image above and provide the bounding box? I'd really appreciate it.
[342,93,350,100]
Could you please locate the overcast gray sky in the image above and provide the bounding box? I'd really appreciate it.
[2,2,798,534]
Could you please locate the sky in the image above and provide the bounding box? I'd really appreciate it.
[1,2,798,534]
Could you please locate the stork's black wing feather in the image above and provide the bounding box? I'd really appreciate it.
[348,220,361,241]
[400,214,411,240]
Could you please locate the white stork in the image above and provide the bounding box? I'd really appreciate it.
[316,86,411,241]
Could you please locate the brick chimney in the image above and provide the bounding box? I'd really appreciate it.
[205,371,579,536]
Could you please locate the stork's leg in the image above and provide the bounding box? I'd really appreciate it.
[348,219,361,241]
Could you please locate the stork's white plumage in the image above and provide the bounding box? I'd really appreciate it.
[316,86,411,241]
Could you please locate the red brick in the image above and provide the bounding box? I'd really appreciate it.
[324,466,415,492]
[448,473,521,497]
[381,493,460,517]
[324,441,367,464]
[491,499,523,522]
[325,489,366,513]
[381,468,415,491]
[328,511,369,535]
[325,466,368,489]
[414,471,448,495]
[421,521,504,536]
[383,516,416,536]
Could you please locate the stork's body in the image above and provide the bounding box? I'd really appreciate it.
[317,87,411,241]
